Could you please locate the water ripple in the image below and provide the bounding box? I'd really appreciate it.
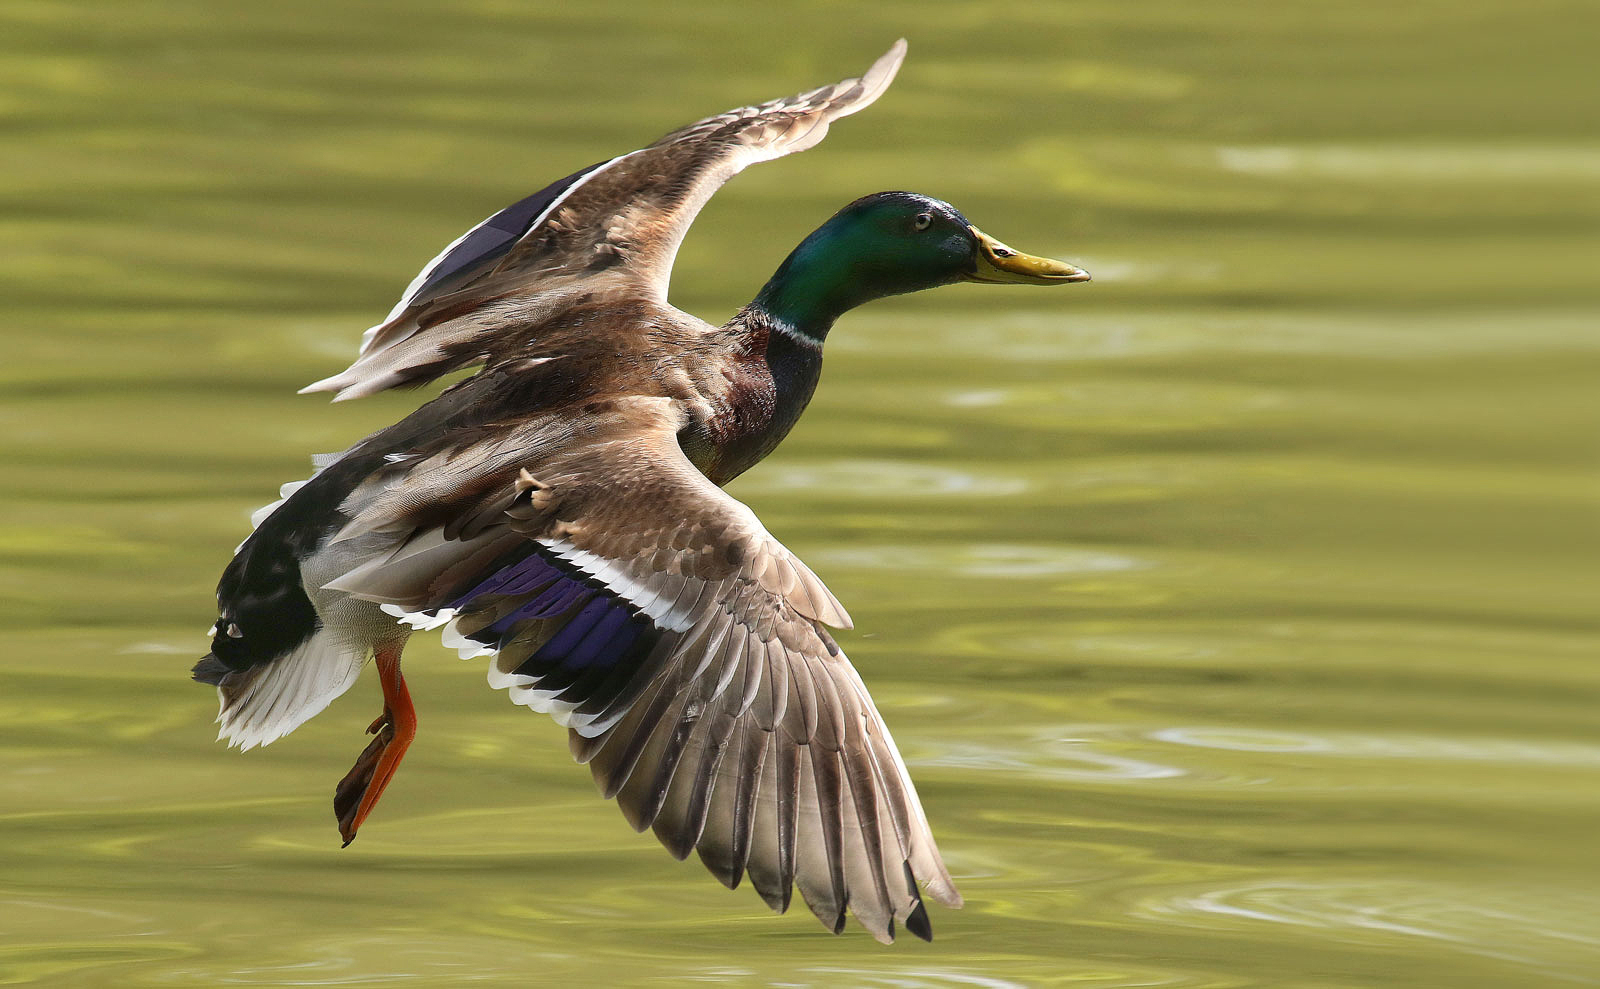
[743,460,1027,498]
[1154,726,1600,768]
[1134,878,1600,980]
[813,543,1148,579]
[921,734,1187,784]
[1214,144,1600,182]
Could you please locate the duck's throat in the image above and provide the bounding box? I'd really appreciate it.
[689,304,824,486]
[749,228,874,343]
[686,229,879,484]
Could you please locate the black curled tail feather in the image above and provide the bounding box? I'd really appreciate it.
[194,392,467,686]
[192,653,232,686]
[204,524,324,679]
[199,444,382,683]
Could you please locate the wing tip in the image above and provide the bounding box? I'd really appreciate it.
[296,374,366,402]
[855,39,908,107]
[927,877,963,909]
[699,849,746,892]
[900,858,942,941]
[905,898,933,942]
[880,38,909,75]
[756,884,792,915]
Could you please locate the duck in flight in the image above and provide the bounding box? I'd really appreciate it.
[195,39,1089,943]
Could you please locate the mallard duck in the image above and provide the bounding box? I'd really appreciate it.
[194,39,1089,943]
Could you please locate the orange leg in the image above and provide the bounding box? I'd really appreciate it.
[333,643,416,846]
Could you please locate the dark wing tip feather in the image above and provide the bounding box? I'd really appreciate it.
[903,860,933,941]
[700,849,743,890]
[906,899,933,942]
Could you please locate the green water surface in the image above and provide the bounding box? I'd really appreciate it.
[2,2,1596,986]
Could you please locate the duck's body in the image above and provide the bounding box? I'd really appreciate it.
[203,295,823,732]
[195,41,1088,942]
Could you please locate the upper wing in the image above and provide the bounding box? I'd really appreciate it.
[303,41,906,402]
[321,396,959,941]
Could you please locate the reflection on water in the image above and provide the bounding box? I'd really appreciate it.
[1137,880,1600,983]
[811,544,1147,579]
[798,968,1032,989]
[1212,144,1600,181]
[924,736,1187,784]
[1155,727,1600,768]
[3,1,1597,987]
[743,460,1030,499]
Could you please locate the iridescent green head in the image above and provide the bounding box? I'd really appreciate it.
[752,191,1089,340]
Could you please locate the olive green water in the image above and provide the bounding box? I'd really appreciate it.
[2,2,1596,986]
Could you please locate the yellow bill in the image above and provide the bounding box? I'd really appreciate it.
[966,226,1090,284]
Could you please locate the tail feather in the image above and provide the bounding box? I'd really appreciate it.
[203,631,367,751]
[191,654,232,686]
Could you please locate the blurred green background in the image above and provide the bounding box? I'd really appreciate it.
[2,1,1596,986]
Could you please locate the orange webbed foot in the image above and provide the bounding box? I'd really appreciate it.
[332,646,415,846]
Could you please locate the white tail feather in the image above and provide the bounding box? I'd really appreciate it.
[215,631,366,751]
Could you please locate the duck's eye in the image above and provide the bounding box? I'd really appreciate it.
[912,212,932,232]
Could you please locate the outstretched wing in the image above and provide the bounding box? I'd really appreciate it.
[321,395,959,942]
[303,40,906,402]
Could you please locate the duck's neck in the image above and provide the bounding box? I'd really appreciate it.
[748,226,874,342]
[688,229,891,484]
